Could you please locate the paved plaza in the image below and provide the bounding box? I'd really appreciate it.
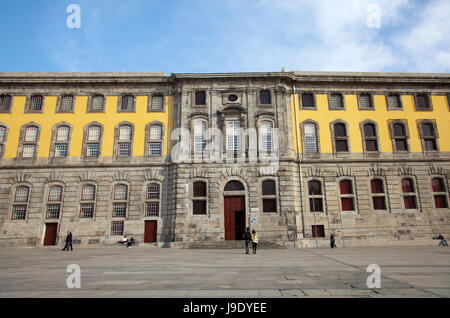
[0,245,449,298]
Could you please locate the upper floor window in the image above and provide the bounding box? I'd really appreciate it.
[419,121,438,152]
[308,180,324,212]
[262,179,277,213]
[391,122,409,152]
[29,95,44,112]
[150,95,164,111]
[226,120,241,153]
[333,123,349,152]
[0,94,12,112]
[120,95,135,112]
[259,121,273,152]
[415,93,432,110]
[303,122,319,154]
[195,91,206,106]
[401,178,417,210]
[148,124,163,156]
[146,183,160,216]
[90,95,105,112]
[339,179,355,211]
[259,90,271,105]
[80,184,96,218]
[0,125,7,158]
[59,95,74,112]
[53,125,71,158]
[21,125,40,158]
[329,93,344,109]
[113,184,128,217]
[46,185,63,219]
[85,124,102,157]
[370,179,387,210]
[358,93,373,109]
[301,93,315,108]
[193,181,207,215]
[116,124,133,157]
[362,122,379,152]
[386,94,402,109]
[12,186,30,220]
[432,178,448,209]
[193,119,207,153]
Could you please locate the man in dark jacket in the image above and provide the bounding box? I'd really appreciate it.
[62,231,73,251]
[244,228,252,254]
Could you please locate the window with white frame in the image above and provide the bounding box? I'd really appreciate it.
[303,122,319,153]
[12,186,30,220]
[54,125,70,157]
[151,95,164,110]
[193,119,207,153]
[0,94,12,112]
[113,184,128,217]
[145,183,160,216]
[80,184,96,218]
[259,121,273,152]
[117,124,132,156]
[21,126,39,158]
[148,124,163,156]
[60,95,74,112]
[226,120,241,152]
[0,125,7,158]
[46,185,63,219]
[85,125,101,157]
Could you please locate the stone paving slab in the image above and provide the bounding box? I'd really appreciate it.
[0,246,448,298]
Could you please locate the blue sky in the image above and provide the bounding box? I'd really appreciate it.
[1,0,449,73]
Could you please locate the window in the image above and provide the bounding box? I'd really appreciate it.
[0,125,7,158]
[301,93,315,108]
[370,179,387,210]
[60,95,74,112]
[303,122,319,153]
[391,122,409,152]
[21,125,39,158]
[148,124,163,156]
[262,179,277,213]
[113,184,128,217]
[85,125,102,157]
[419,121,438,152]
[46,186,63,219]
[193,119,207,153]
[362,123,379,152]
[224,180,245,191]
[193,181,207,215]
[333,123,349,153]
[259,121,273,153]
[359,93,373,109]
[195,91,206,106]
[80,185,96,218]
[90,95,104,112]
[329,93,344,109]
[12,186,30,220]
[226,120,241,154]
[120,95,134,111]
[308,180,324,212]
[29,95,43,112]
[151,95,164,111]
[415,93,431,110]
[386,94,402,109]
[339,180,355,211]
[117,124,133,157]
[0,94,12,112]
[146,183,160,216]
[259,90,271,105]
[53,125,70,158]
[432,178,448,209]
[111,221,124,236]
[312,225,325,238]
[401,178,417,210]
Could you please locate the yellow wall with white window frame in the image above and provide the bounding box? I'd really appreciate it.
[0,95,173,158]
[292,94,450,154]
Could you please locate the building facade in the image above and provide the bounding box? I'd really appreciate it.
[0,71,449,248]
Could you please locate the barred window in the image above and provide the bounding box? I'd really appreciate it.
[392,122,409,152]
[329,93,344,108]
[151,95,164,110]
[262,179,277,213]
[146,183,160,216]
[308,180,324,212]
[148,124,163,156]
[259,121,273,152]
[371,179,386,210]
[111,221,124,236]
[119,125,132,141]
[22,144,36,158]
[147,183,160,200]
[88,126,101,141]
[363,123,379,152]
[82,185,96,201]
[12,186,30,220]
[30,95,43,111]
[25,126,38,142]
[0,126,7,158]
[15,186,30,202]
[339,180,355,211]
[401,178,417,209]
[48,186,63,201]
[91,95,104,111]
[0,94,11,112]
[359,94,373,109]
[86,143,100,157]
[301,93,315,108]
[60,95,74,111]
[80,184,96,218]
[121,95,134,111]
[149,142,162,156]
[387,94,402,109]
[46,204,61,219]
[193,119,207,153]
[259,90,271,104]
[114,184,128,200]
[193,181,207,215]
[333,123,349,152]
[224,180,245,191]
[12,205,27,220]
[415,93,431,110]
[420,122,438,151]
[54,144,68,157]
[113,203,127,217]
[80,204,94,218]
[85,125,102,157]
[195,91,206,106]
[118,143,131,156]
[304,123,318,153]
[56,126,70,142]
[432,178,448,209]
[226,120,241,151]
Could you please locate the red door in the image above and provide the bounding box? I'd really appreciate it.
[44,223,58,246]
[224,196,245,241]
[144,221,157,243]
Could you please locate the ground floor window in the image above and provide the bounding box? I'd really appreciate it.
[311,225,325,238]
[111,221,124,236]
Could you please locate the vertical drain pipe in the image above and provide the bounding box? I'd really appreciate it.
[292,85,306,247]
[164,82,172,245]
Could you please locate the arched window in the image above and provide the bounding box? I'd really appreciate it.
[432,178,448,209]
[148,124,163,156]
[259,121,273,152]
[85,125,102,157]
[308,180,324,212]
[401,178,417,210]
[117,124,133,157]
[419,121,438,151]
[113,184,128,217]
[339,179,355,211]
[80,184,96,218]
[12,186,30,220]
[391,122,409,152]
[193,119,207,153]
[262,179,277,213]
[303,122,319,153]
[363,123,379,152]
[21,125,39,158]
[46,186,63,219]
[193,181,207,215]
[333,123,349,153]
[224,180,245,191]
[370,179,386,210]
[0,125,8,158]
[54,125,71,158]
[146,183,160,216]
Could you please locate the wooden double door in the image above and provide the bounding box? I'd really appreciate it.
[144,220,157,243]
[44,223,58,246]
[224,196,246,241]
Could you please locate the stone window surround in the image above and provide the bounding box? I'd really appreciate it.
[221,114,247,159]
[327,92,346,110]
[145,121,165,159]
[148,93,166,113]
[360,120,381,155]
[257,89,273,107]
[388,120,411,155]
[337,177,358,214]
[330,119,351,157]
[0,122,10,159]
[400,176,420,211]
[113,121,135,160]
[357,92,375,110]
[86,94,106,113]
[430,175,450,210]
[192,90,208,107]
[300,120,321,157]
[417,119,440,153]
[78,182,98,220]
[117,94,136,113]
[56,94,76,113]
[222,91,243,106]
[259,177,279,214]
[0,94,13,113]
[369,177,389,212]
[110,181,130,219]
[49,122,73,161]
[256,115,276,155]
[17,122,41,160]
[144,181,162,218]
[43,183,64,220]
[24,94,45,113]
[414,92,433,111]
[10,183,32,222]
[191,179,208,217]
[306,177,327,214]
[190,115,209,156]
[82,122,104,160]
[385,93,404,110]
[298,91,317,110]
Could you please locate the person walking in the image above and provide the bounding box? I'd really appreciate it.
[251,230,259,254]
[62,231,73,251]
[243,227,252,254]
[438,234,448,246]
[330,233,337,249]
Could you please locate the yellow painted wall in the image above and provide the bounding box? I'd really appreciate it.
[293,94,450,154]
[0,95,173,158]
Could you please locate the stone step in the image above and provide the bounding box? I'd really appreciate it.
[185,240,287,249]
